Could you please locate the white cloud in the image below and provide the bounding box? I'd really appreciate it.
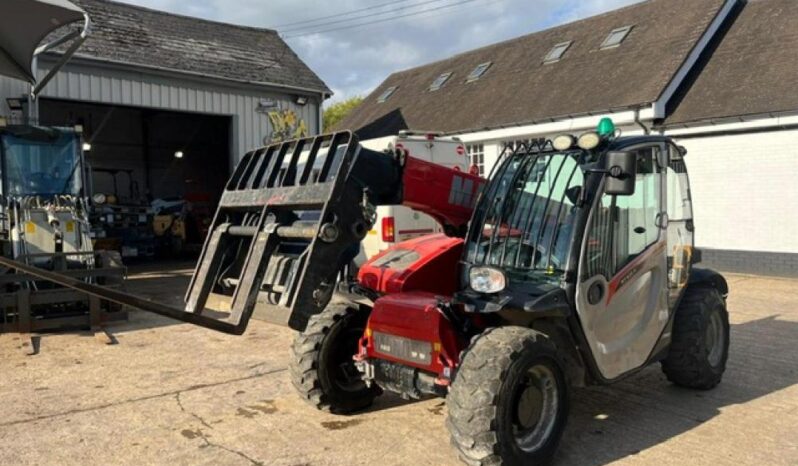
[115,0,643,104]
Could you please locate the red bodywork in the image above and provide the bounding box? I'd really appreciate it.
[400,155,484,233]
[356,234,472,382]
[353,155,485,387]
[357,234,463,296]
[358,292,463,382]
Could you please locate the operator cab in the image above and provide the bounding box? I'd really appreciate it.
[460,120,697,380]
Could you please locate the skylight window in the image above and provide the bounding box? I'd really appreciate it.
[429,72,452,91]
[466,62,492,82]
[543,41,572,64]
[377,86,398,103]
[600,26,633,49]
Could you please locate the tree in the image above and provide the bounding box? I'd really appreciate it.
[323,96,364,132]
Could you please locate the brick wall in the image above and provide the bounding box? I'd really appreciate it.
[701,249,798,277]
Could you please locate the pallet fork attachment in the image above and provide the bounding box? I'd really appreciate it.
[0,131,403,335]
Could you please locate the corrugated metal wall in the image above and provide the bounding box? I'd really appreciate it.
[0,57,322,165]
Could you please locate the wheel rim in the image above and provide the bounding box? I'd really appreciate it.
[706,309,725,367]
[330,323,367,393]
[513,364,559,453]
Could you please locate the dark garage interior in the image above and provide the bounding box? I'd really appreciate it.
[40,99,232,261]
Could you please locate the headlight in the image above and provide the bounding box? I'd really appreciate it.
[92,193,107,205]
[577,131,601,150]
[469,266,507,294]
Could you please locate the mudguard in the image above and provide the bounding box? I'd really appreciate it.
[688,268,729,297]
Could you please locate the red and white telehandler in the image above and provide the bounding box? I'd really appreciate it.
[1,124,730,465]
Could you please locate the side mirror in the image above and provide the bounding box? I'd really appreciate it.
[604,151,636,196]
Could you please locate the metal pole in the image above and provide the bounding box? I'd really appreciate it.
[27,55,38,124]
[28,12,92,123]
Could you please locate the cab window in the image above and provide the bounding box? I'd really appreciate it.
[584,147,662,279]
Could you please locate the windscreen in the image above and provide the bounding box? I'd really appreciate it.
[466,149,586,280]
[2,132,82,197]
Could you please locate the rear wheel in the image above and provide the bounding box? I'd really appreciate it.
[662,287,729,389]
[289,302,380,413]
[447,327,569,466]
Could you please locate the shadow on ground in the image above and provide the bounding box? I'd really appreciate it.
[353,316,798,465]
[554,315,798,465]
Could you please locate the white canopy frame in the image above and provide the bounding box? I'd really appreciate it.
[0,0,91,122]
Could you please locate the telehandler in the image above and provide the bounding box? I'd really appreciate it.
[0,121,730,465]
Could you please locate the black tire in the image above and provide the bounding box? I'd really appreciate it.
[661,286,729,390]
[289,302,380,414]
[447,327,569,466]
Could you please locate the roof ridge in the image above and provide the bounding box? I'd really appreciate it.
[84,0,279,34]
[389,0,653,76]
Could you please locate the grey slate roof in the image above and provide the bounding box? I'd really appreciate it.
[334,0,729,137]
[55,0,330,93]
[664,0,798,126]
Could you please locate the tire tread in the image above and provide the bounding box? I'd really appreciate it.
[289,303,378,414]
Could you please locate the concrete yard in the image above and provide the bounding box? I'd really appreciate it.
[1,265,796,466]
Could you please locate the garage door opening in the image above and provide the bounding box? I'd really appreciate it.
[40,99,232,261]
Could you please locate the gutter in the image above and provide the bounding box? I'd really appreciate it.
[661,112,798,137]
[634,108,650,134]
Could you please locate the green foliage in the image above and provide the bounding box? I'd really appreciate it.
[323,96,364,132]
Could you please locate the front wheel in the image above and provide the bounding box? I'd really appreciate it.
[289,302,380,414]
[447,327,569,466]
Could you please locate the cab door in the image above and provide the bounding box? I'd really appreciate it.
[575,144,670,380]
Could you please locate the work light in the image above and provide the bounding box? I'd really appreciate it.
[577,132,601,150]
[552,134,576,151]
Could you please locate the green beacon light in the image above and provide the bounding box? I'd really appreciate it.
[597,117,616,138]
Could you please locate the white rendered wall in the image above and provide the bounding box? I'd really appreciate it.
[673,129,798,254]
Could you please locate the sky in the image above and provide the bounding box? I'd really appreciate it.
[118,0,643,105]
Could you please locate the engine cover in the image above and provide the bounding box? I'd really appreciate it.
[357,234,463,296]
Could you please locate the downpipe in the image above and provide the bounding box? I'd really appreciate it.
[635,108,651,135]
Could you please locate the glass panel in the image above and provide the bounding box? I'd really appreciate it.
[601,26,633,49]
[584,147,662,279]
[377,86,397,103]
[544,41,572,63]
[666,145,694,295]
[2,132,82,196]
[615,150,661,266]
[429,72,452,91]
[468,151,585,279]
[466,144,485,176]
[466,62,492,82]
